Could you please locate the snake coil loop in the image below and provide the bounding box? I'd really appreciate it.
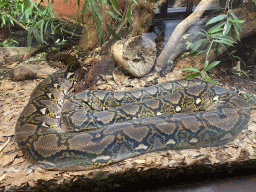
[15,63,250,170]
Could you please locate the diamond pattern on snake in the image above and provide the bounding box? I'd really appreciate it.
[15,62,250,170]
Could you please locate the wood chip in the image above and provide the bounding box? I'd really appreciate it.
[0,173,6,182]
[0,137,10,152]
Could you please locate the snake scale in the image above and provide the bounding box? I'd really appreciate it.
[15,61,250,170]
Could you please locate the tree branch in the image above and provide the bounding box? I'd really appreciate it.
[154,0,214,73]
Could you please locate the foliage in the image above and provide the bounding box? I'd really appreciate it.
[182,0,246,84]
[0,0,138,46]
[75,0,138,43]
[0,0,64,46]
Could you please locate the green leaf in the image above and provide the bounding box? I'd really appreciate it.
[107,11,123,21]
[106,24,121,40]
[213,39,234,46]
[190,39,207,52]
[191,42,203,53]
[127,1,132,23]
[208,27,224,35]
[44,20,49,34]
[203,60,209,69]
[52,23,61,34]
[234,25,241,41]
[186,73,201,79]
[132,0,139,6]
[212,35,236,43]
[233,21,243,33]
[207,21,225,33]
[40,20,44,43]
[107,11,118,19]
[203,76,217,84]
[48,2,53,11]
[206,14,227,25]
[229,9,243,33]
[25,10,30,21]
[91,0,102,21]
[3,39,19,47]
[195,50,205,56]
[232,55,247,67]
[191,31,208,37]
[0,3,9,9]
[95,16,104,42]
[241,70,249,77]
[23,0,29,9]
[223,20,231,36]
[204,61,221,71]
[111,0,121,16]
[33,26,41,44]
[217,46,223,54]
[27,30,32,47]
[29,0,41,13]
[193,38,208,45]
[231,50,237,54]
[230,20,245,23]
[182,68,201,73]
[89,4,103,42]
[81,0,89,23]
[229,9,239,21]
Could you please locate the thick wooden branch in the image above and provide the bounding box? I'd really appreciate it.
[154,0,214,73]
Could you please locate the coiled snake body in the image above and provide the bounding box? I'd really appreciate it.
[15,62,250,170]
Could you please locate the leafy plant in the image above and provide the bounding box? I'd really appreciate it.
[22,1,58,46]
[2,38,19,46]
[0,0,64,46]
[182,0,245,84]
[75,0,138,43]
[0,0,138,46]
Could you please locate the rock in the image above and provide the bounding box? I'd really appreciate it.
[0,47,37,65]
[9,65,37,81]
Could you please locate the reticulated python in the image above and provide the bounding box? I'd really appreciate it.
[15,62,250,170]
